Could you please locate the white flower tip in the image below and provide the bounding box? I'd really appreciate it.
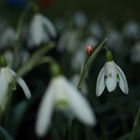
[106,78,117,92]
[122,86,129,94]
[96,87,104,97]
[116,65,129,95]
[26,92,31,100]
[17,77,31,100]
[85,112,96,126]
[35,124,46,137]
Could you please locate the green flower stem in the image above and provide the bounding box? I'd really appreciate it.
[17,43,54,77]
[64,119,73,140]
[13,2,38,69]
[129,106,140,140]
[78,38,108,90]
[65,38,108,140]
[15,3,34,42]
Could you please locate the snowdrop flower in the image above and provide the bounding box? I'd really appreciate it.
[107,29,122,54]
[71,48,86,72]
[73,12,87,29]
[0,63,31,112]
[57,29,80,53]
[89,22,103,40]
[0,27,16,48]
[28,13,56,47]
[122,21,140,39]
[36,75,96,137]
[130,42,140,63]
[96,51,129,97]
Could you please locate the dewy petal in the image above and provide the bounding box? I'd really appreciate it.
[63,78,96,126]
[116,65,129,94]
[36,86,55,137]
[96,66,105,97]
[8,68,31,99]
[105,61,117,92]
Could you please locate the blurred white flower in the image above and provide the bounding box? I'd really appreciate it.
[28,13,56,47]
[54,19,65,32]
[73,12,87,29]
[96,61,129,97]
[57,30,80,53]
[0,66,31,112]
[130,42,140,63]
[89,22,103,40]
[36,75,96,137]
[4,51,14,68]
[4,49,30,68]
[0,27,16,48]
[71,48,86,72]
[123,21,140,39]
[107,29,122,54]
[83,37,97,48]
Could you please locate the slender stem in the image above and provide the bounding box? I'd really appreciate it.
[65,38,108,140]
[129,106,140,140]
[78,38,108,90]
[13,2,36,69]
[64,119,73,140]
[17,43,54,76]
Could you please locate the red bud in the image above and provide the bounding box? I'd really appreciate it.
[86,45,93,55]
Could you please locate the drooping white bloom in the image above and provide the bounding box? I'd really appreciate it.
[57,29,80,53]
[122,21,140,39]
[96,61,129,97]
[0,66,31,112]
[73,12,87,29]
[28,13,56,47]
[36,75,96,137]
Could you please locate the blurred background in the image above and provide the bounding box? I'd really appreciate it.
[0,0,140,140]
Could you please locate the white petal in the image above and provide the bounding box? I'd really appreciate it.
[116,65,129,94]
[105,61,117,92]
[8,68,31,99]
[106,77,117,92]
[0,69,9,111]
[63,79,96,126]
[42,16,57,38]
[17,77,31,99]
[36,86,55,137]
[29,14,46,46]
[96,66,105,97]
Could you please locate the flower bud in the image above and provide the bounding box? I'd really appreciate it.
[85,45,93,55]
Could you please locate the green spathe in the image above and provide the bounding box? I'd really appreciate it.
[105,50,113,62]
